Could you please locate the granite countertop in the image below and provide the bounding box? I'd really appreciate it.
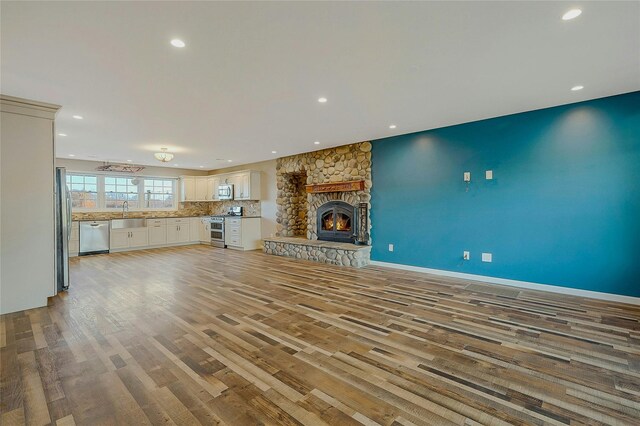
[78,215,261,221]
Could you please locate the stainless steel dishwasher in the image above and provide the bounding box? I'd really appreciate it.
[79,221,110,255]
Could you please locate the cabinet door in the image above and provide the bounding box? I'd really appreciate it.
[199,221,210,243]
[148,225,167,245]
[177,223,190,243]
[167,225,179,243]
[110,230,129,249]
[195,177,208,201]
[129,228,149,248]
[235,173,250,200]
[181,177,196,202]
[189,218,201,242]
[207,177,220,200]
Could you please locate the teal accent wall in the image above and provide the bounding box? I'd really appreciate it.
[370,92,640,297]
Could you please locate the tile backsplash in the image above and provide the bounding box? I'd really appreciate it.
[71,201,260,221]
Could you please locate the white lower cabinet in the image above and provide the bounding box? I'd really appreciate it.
[147,219,167,246]
[224,217,261,250]
[199,219,210,243]
[189,217,201,243]
[70,221,80,257]
[167,218,190,244]
[111,228,149,250]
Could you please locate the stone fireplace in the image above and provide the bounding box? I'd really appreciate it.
[265,142,372,267]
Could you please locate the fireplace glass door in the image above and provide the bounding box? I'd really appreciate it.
[317,201,356,243]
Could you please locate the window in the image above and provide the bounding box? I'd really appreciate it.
[65,173,177,211]
[66,174,98,209]
[105,177,139,209]
[143,178,175,209]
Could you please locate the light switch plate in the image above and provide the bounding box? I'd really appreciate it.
[482,253,492,262]
[486,170,493,180]
[463,172,471,182]
[463,251,470,260]
[388,244,394,252]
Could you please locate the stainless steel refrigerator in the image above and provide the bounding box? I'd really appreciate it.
[55,167,71,292]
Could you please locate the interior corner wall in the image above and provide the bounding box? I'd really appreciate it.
[370,91,640,297]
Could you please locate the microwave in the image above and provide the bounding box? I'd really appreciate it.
[218,184,234,200]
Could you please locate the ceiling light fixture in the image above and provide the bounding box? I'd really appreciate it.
[314,141,320,145]
[389,124,397,129]
[154,147,174,162]
[199,165,204,168]
[571,85,584,91]
[68,154,75,157]
[227,160,233,163]
[58,133,67,137]
[318,97,327,103]
[562,9,582,20]
[170,39,186,48]
[271,150,277,154]
[72,115,83,120]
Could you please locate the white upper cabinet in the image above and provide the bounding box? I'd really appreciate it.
[207,176,220,201]
[181,170,261,202]
[180,176,196,202]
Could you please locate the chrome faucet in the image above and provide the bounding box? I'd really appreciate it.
[122,200,129,218]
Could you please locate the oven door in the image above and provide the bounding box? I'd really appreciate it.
[210,221,225,247]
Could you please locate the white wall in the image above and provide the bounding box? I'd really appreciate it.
[1,96,60,314]
[56,158,208,177]
[209,159,277,239]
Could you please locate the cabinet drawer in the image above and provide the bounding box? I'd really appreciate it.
[228,236,242,246]
[227,226,241,236]
[167,218,189,225]
[147,218,167,226]
[226,218,241,226]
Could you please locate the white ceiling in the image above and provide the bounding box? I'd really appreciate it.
[2,2,639,170]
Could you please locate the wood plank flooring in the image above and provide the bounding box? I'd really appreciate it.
[1,245,639,425]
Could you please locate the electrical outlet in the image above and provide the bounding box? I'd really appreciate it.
[482,253,492,262]
[463,172,471,182]
[388,244,394,252]
[463,251,470,260]
[486,170,493,180]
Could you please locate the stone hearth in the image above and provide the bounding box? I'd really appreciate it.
[268,142,372,266]
[263,237,371,267]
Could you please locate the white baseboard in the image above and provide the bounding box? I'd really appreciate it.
[369,261,640,306]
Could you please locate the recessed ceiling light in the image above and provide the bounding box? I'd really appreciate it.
[72,115,83,120]
[58,133,67,137]
[68,154,75,157]
[199,165,204,168]
[389,124,397,129]
[571,85,584,91]
[227,160,233,163]
[562,9,582,21]
[170,39,186,48]
[271,150,277,154]
[314,141,320,145]
[126,160,132,162]
[318,97,327,103]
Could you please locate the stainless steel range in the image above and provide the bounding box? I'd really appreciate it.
[210,216,225,247]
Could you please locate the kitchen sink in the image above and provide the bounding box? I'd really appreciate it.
[111,218,146,229]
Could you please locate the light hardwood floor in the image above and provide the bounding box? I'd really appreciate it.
[1,245,639,425]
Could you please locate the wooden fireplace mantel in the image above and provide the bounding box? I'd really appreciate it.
[305,180,365,194]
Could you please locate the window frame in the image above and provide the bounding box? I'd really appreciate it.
[65,172,178,212]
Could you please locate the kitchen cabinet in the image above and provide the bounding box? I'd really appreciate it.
[232,171,261,200]
[224,217,261,250]
[110,228,148,250]
[189,217,202,242]
[207,176,220,201]
[147,218,167,246]
[195,177,208,201]
[199,219,210,243]
[180,176,196,202]
[167,218,190,243]
[70,221,80,257]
